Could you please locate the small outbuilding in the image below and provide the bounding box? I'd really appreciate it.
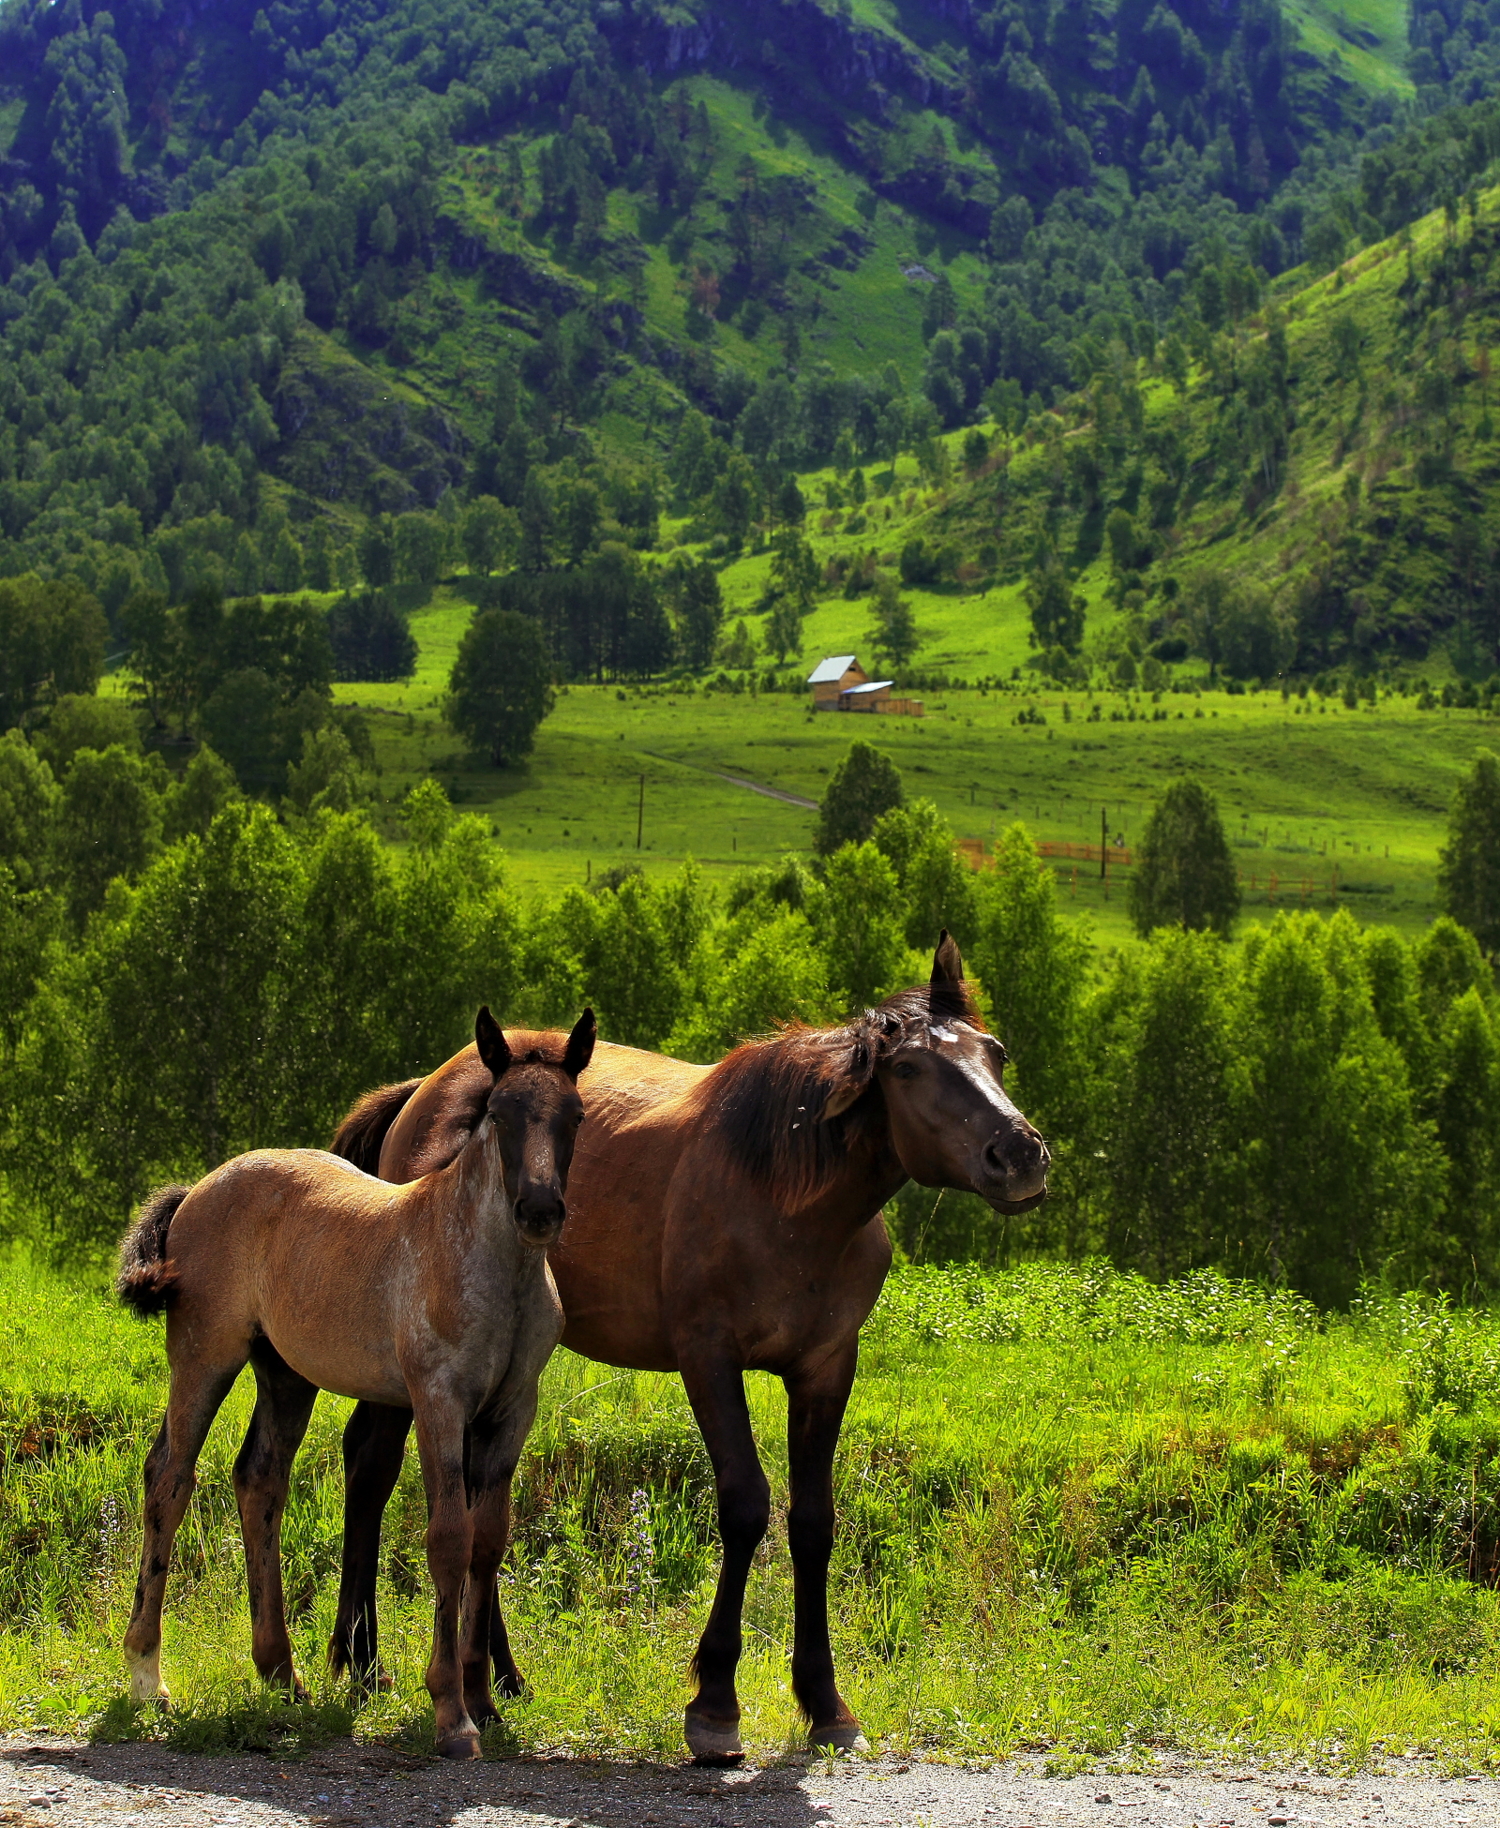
[808,654,867,708]
[807,655,923,717]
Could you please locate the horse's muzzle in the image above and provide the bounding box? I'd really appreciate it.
[981,1123,1050,1212]
[514,1194,566,1247]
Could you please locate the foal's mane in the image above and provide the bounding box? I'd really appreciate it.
[695,975,985,1210]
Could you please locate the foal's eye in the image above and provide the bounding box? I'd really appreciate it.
[891,1061,919,1080]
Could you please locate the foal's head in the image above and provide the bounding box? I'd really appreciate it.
[827,934,1050,1213]
[474,1005,595,1247]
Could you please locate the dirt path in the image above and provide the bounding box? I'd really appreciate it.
[2,1736,1491,1828]
[711,772,818,811]
[636,749,819,811]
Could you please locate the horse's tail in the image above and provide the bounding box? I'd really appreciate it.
[330,1078,421,1175]
[116,1184,192,1319]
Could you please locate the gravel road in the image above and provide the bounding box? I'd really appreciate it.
[1,1736,1494,1828]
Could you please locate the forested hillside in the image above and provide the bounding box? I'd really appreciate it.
[900,158,1500,685]
[0,0,1445,607]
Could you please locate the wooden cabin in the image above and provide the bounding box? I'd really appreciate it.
[808,654,867,708]
[807,655,923,717]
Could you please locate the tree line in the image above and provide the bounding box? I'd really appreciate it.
[1,729,1496,1313]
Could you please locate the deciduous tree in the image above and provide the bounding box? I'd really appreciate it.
[445,606,555,765]
[813,740,904,856]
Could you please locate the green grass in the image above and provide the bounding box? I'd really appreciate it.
[1281,0,1414,95]
[4,1253,1500,1768]
[334,602,1493,935]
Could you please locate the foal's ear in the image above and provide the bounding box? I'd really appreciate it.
[562,1007,596,1081]
[823,1037,873,1121]
[475,1005,513,1078]
[931,928,965,988]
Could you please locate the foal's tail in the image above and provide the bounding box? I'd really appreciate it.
[329,1078,421,1175]
[116,1184,192,1319]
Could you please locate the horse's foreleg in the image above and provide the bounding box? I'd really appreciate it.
[329,1401,411,1688]
[786,1342,864,1752]
[234,1341,318,1696]
[459,1403,533,1725]
[123,1354,245,1704]
[679,1353,769,1766]
[410,1390,480,1760]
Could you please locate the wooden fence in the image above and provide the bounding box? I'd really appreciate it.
[955,837,1343,901]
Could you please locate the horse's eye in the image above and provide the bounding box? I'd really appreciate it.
[891,1061,919,1079]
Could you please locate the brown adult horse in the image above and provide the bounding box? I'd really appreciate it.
[328,935,1048,1762]
[116,1007,595,1760]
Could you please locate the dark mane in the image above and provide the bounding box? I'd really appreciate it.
[696,977,985,1209]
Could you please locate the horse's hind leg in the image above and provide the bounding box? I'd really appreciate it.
[786,1342,865,1753]
[329,1400,411,1689]
[123,1350,246,1703]
[487,1583,524,1701]
[234,1340,318,1696]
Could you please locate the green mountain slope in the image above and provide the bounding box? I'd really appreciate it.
[0,0,1423,616]
[818,167,1500,687]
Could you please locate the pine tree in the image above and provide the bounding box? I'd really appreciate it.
[1128,778,1241,938]
[1437,749,1500,957]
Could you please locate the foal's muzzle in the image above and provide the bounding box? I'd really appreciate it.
[514,1192,566,1247]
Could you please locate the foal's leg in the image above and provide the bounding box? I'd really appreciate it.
[329,1400,412,1687]
[410,1389,481,1760]
[679,1353,770,1766]
[123,1352,246,1703]
[458,1398,537,1725]
[234,1340,319,1696]
[786,1341,864,1752]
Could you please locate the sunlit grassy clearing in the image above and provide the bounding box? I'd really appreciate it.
[1281,0,1415,95]
[332,636,1491,931]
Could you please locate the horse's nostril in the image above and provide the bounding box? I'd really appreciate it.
[988,1128,1047,1179]
[516,1196,563,1232]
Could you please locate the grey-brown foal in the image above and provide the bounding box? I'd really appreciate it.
[116,1006,594,1759]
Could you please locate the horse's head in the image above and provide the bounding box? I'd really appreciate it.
[825,934,1050,1213]
[474,1005,595,1247]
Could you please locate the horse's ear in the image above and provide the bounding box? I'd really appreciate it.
[475,1006,512,1078]
[932,928,965,988]
[823,1038,873,1121]
[563,1007,596,1081]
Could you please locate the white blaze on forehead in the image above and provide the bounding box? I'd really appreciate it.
[928,1021,1021,1118]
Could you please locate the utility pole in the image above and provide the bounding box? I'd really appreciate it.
[636,774,645,851]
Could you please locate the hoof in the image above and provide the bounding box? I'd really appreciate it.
[809,1721,868,1756]
[437,1729,482,1762]
[496,1669,526,1700]
[685,1709,744,1766]
[125,1651,168,1707]
[466,1696,500,1728]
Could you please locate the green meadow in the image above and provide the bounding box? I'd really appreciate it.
[330,587,1496,936]
[4,1255,1498,1767]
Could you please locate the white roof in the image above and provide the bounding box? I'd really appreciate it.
[808,654,860,685]
[843,679,894,695]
